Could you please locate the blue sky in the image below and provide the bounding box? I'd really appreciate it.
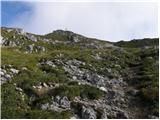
[1,1,33,27]
[1,1,158,41]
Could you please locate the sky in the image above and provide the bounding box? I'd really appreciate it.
[1,1,158,41]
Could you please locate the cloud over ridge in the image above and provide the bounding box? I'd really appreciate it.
[8,2,158,41]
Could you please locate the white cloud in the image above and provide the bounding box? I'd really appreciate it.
[10,2,158,41]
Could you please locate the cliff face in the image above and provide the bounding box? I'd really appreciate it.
[1,27,159,119]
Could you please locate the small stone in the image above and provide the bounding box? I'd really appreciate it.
[72,76,77,80]
[99,87,107,92]
[37,85,42,89]
[41,103,49,110]
[10,68,19,74]
[15,87,23,92]
[22,67,27,70]
[5,74,11,79]
[8,65,12,67]
[43,82,48,88]
[0,71,4,76]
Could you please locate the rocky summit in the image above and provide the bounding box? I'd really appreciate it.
[1,27,159,119]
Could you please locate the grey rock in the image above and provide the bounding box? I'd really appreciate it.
[59,96,70,108]
[4,40,17,47]
[50,103,61,112]
[82,72,106,86]
[45,61,56,67]
[101,109,108,119]
[72,76,77,80]
[42,82,48,88]
[148,115,159,119]
[0,71,5,76]
[35,46,46,52]
[22,67,27,70]
[15,87,23,92]
[92,54,102,60]
[70,115,78,119]
[99,87,107,92]
[116,110,129,119]
[41,103,49,110]
[26,44,34,53]
[10,68,19,74]
[5,74,11,79]
[26,34,37,42]
[81,106,97,119]
[55,96,61,103]
[72,36,80,43]
[40,96,70,112]
[66,59,85,66]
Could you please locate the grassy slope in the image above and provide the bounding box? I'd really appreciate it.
[1,28,159,118]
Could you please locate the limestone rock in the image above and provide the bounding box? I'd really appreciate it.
[26,44,34,53]
[59,96,70,108]
[10,68,19,74]
[81,106,97,119]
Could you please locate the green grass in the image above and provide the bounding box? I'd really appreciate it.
[137,48,159,115]
[1,47,42,71]
[49,84,104,100]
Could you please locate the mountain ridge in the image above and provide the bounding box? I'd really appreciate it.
[1,27,159,119]
[2,27,158,45]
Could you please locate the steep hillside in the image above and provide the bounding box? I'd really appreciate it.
[1,27,159,119]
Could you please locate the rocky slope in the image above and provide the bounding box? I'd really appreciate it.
[1,27,159,119]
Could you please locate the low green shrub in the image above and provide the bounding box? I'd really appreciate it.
[49,84,104,100]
